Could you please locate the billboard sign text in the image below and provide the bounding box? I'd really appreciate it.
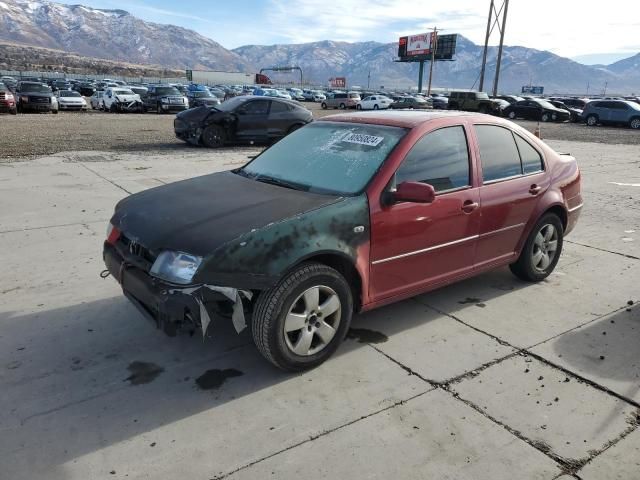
[407,32,435,56]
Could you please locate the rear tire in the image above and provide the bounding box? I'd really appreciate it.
[508,110,516,119]
[356,104,362,110]
[586,114,598,126]
[339,103,346,109]
[10,108,17,115]
[630,118,640,130]
[541,112,550,122]
[201,124,226,148]
[321,102,327,110]
[510,213,564,282]
[251,262,353,371]
[373,104,379,110]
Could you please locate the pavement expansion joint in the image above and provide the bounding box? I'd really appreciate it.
[210,388,433,480]
[564,240,640,261]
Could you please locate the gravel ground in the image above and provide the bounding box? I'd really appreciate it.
[1,102,638,160]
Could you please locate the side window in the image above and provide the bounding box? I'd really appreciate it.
[475,125,522,182]
[514,134,544,174]
[270,101,290,113]
[396,126,470,192]
[238,100,270,115]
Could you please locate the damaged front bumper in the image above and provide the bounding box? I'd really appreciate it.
[103,243,251,337]
[113,100,144,112]
[174,118,203,145]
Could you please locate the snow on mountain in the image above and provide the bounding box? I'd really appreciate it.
[0,0,252,72]
[234,36,640,93]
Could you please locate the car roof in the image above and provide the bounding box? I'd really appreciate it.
[318,110,484,128]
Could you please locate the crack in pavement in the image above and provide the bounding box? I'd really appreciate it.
[210,388,433,480]
[76,162,132,195]
[564,240,640,261]
[0,219,108,235]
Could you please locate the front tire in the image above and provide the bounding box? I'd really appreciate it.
[252,262,353,371]
[510,213,564,282]
[541,112,550,122]
[339,103,346,109]
[586,114,598,126]
[321,102,327,110]
[373,104,379,110]
[201,124,227,148]
[630,118,640,130]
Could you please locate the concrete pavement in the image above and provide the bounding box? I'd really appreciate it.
[1,140,638,479]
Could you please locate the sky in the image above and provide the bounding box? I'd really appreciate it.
[62,0,640,64]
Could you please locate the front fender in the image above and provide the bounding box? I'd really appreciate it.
[195,196,371,289]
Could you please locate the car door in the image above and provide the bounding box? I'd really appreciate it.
[611,102,628,123]
[267,100,294,138]
[233,99,270,140]
[472,124,548,268]
[369,125,481,300]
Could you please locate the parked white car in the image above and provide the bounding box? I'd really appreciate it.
[101,87,144,113]
[55,90,88,111]
[356,95,393,110]
[90,90,104,109]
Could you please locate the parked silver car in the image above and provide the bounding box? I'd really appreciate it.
[582,100,640,129]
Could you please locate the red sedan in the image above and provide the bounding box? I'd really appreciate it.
[104,111,582,370]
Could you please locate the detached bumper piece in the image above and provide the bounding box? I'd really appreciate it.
[103,243,252,337]
[174,118,202,145]
[114,100,144,112]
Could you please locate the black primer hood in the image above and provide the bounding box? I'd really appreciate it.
[111,171,341,257]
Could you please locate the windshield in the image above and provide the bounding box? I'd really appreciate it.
[240,122,407,195]
[536,100,556,109]
[156,87,180,96]
[60,91,81,97]
[476,92,490,99]
[21,83,51,93]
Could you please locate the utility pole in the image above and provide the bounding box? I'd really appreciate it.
[418,60,425,93]
[427,27,438,96]
[479,0,494,92]
[492,0,509,96]
[367,69,371,89]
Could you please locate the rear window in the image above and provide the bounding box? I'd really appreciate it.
[475,125,522,182]
[514,135,544,174]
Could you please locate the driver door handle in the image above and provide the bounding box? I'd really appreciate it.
[461,200,479,213]
[529,184,542,195]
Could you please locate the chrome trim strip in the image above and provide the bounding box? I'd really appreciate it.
[568,203,583,213]
[478,222,525,238]
[372,235,479,265]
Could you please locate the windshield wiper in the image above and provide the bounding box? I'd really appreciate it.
[254,175,308,191]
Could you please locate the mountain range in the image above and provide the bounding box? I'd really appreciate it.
[1,0,639,94]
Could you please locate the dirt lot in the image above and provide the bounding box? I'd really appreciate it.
[1,103,639,479]
[1,102,639,160]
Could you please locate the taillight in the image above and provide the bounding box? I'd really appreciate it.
[106,223,121,245]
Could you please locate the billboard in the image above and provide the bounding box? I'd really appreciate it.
[329,77,346,88]
[522,85,544,95]
[406,32,435,56]
[397,34,457,61]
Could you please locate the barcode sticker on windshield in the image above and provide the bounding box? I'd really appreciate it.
[342,133,384,147]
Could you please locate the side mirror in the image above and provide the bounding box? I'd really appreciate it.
[393,181,436,204]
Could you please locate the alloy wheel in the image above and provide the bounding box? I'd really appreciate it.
[630,118,640,129]
[283,285,341,356]
[531,224,558,272]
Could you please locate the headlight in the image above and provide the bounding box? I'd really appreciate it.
[150,251,203,285]
[161,98,169,103]
[21,96,29,102]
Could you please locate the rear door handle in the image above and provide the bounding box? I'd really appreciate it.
[529,184,542,195]
[461,200,479,213]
